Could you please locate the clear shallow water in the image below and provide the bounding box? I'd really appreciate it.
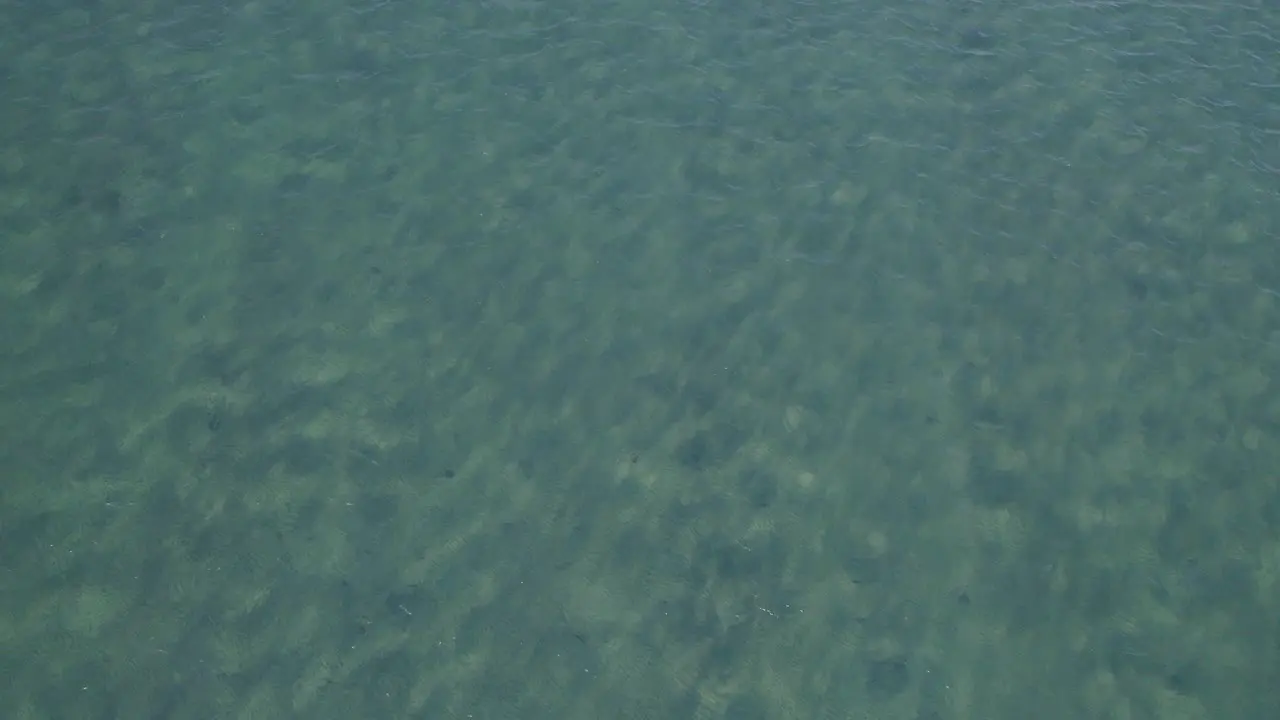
[2,1,1278,718]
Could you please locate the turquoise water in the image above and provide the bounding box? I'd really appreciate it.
[2,0,1278,718]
